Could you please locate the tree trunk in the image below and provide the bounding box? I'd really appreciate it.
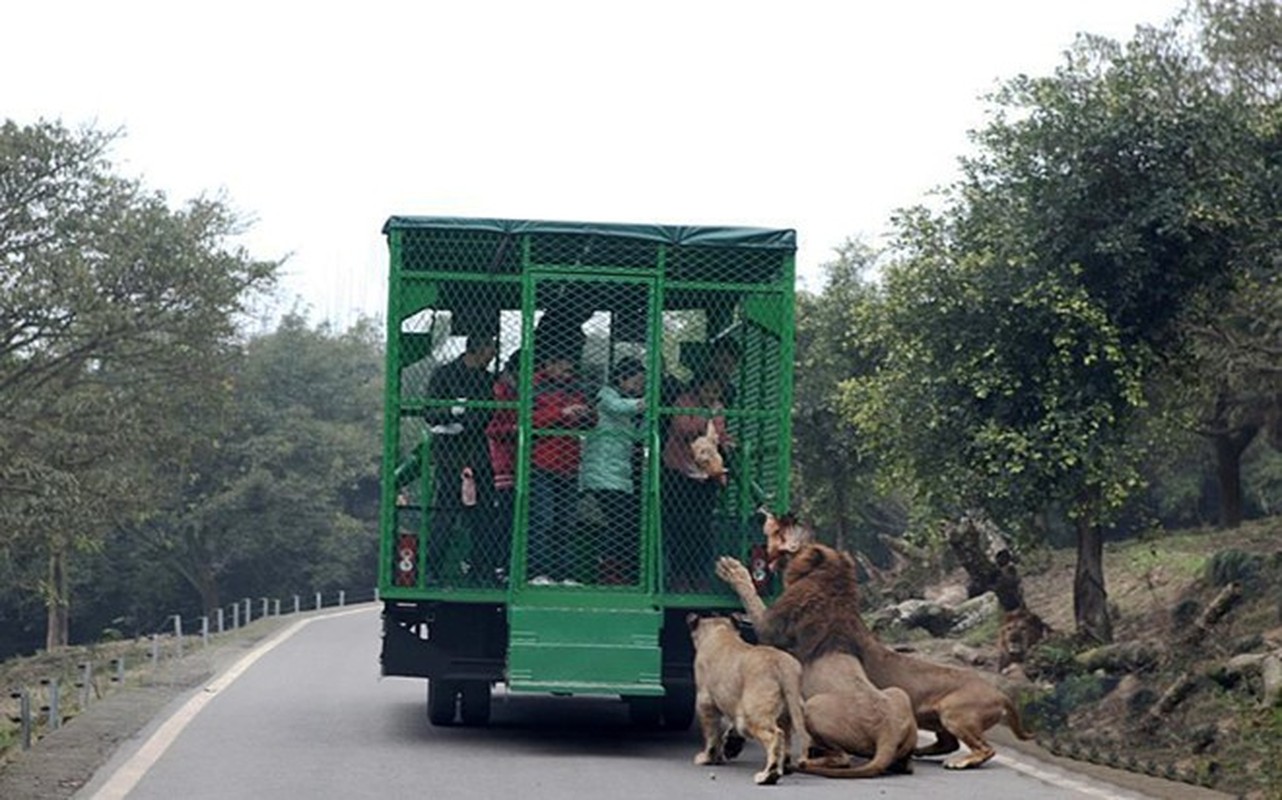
[1212,424,1257,529]
[945,513,1004,599]
[1073,504,1112,644]
[194,562,221,618]
[45,547,70,649]
[833,480,849,553]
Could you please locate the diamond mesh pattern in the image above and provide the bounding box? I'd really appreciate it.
[382,222,794,597]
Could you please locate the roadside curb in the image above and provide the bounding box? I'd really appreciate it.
[989,727,1235,800]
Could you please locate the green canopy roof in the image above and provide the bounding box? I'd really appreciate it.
[383,216,796,251]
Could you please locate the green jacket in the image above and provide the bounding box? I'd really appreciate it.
[579,385,642,492]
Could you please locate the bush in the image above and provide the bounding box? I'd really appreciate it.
[1025,632,1089,681]
[1023,673,1116,730]
[1204,549,1263,588]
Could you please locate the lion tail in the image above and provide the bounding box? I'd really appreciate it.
[798,763,879,779]
[1003,695,1035,740]
[797,740,899,779]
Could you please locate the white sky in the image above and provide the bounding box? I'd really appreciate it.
[5,0,1187,329]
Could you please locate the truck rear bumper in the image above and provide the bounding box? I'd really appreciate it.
[381,601,506,681]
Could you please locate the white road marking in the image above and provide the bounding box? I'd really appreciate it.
[88,606,373,800]
[994,752,1153,799]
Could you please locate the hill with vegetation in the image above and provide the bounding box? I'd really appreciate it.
[882,516,1282,799]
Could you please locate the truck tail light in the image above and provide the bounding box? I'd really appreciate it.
[750,543,771,593]
[395,534,418,587]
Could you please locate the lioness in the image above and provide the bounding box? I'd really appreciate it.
[716,511,1034,770]
[687,614,810,785]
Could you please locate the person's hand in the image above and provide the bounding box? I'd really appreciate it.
[451,397,467,417]
[635,398,646,413]
[563,404,590,419]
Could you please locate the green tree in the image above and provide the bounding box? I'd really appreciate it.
[848,5,1276,642]
[0,119,278,646]
[134,314,383,616]
[792,240,908,555]
[1168,0,1282,527]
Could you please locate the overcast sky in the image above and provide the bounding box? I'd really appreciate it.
[6,1,1188,328]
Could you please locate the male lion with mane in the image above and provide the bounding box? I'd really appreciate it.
[716,511,1033,770]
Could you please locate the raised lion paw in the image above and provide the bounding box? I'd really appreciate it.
[714,556,752,587]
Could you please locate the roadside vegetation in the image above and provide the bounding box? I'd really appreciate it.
[866,518,1282,798]
[787,2,1281,795]
[0,121,383,660]
[790,0,1282,644]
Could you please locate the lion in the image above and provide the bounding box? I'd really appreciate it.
[716,511,1034,770]
[997,606,1050,670]
[687,613,810,785]
[797,652,918,778]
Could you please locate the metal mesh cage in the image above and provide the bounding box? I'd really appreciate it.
[380,218,795,599]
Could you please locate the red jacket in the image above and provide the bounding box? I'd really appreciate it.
[486,378,518,490]
[530,371,594,474]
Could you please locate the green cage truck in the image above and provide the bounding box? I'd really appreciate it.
[378,216,797,728]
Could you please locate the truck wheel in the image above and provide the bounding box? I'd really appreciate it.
[460,681,491,726]
[427,680,459,726]
[626,696,662,729]
[662,686,696,731]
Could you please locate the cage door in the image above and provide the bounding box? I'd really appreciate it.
[518,276,656,591]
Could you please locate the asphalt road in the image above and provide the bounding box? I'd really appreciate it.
[72,606,1171,800]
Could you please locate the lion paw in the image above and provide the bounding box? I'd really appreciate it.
[714,556,751,587]
[695,750,725,766]
[943,751,994,770]
[753,767,781,785]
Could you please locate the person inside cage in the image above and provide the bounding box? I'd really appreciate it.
[423,334,497,583]
[661,371,735,592]
[706,337,741,407]
[484,348,522,584]
[579,356,646,585]
[527,336,594,584]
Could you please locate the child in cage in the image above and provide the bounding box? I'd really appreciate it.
[579,357,646,585]
[527,340,595,583]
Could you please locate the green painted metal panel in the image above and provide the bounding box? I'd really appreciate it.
[397,280,438,323]
[507,605,662,695]
[741,293,784,337]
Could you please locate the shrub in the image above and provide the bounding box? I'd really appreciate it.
[1204,549,1263,588]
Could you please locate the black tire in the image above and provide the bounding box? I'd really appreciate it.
[459,681,491,726]
[662,685,696,731]
[626,696,663,729]
[427,679,459,726]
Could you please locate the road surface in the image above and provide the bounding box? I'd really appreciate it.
[76,606,1171,800]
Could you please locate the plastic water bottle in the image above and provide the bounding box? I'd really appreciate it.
[461,467,477,507]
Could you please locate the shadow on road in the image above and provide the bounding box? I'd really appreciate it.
[388,691,700,758]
